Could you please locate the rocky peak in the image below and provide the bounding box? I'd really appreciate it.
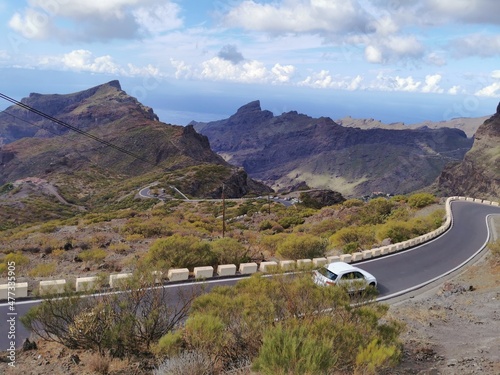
[229,100,274,125]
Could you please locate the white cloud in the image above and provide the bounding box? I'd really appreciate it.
[475,82,500,97]
[475,70,500,97]
[43,49,164,78]
[450,34,500,58]
[8,8,54,39]
[62,50,121,74]
[365,45,383,63]
[8,0,182,41]
[422,0,500,25]
[200,57,268,83]
[356,34,424,64]
[271,63,295,83]
[298,70,363,90]
[448,85,461,95]
[370,73,421,92]
[133,3,183,35]
[421,74,444,93]
[222,0,370,34]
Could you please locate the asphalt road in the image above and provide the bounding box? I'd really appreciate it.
[1,200,499,350]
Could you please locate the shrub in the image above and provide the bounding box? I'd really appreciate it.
[278,215,305,229]
[259,220,273,231]
[88,353,110,375]
[210,237,249,265]
[161,273,401,374]
[79,248,107,263]
[330,226,375,251]
[488,239,500,264]
[343,198,364,208]
[359,198,394,225]
[146,235,216,270]
[0,252,29,275]
[28,262,57,277]
[253,321,336,374]
[276,233,327,259]
[408,193,436,208]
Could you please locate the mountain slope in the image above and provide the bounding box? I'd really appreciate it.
[191,101,473,197]
[0,82,270,227]
[436,103,500,199]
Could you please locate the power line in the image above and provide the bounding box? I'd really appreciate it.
[0,92,155,166]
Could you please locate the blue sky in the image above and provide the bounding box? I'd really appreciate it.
[1,0,499,125]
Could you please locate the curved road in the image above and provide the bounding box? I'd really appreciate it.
[1,200,499,350]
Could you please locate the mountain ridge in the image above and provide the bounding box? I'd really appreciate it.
[192,100,474,197]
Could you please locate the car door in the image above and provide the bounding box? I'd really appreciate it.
[338,271,366,291]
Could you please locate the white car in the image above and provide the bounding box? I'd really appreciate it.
[313,262,377,290]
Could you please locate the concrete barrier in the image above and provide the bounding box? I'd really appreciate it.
[388,245,398,254]
[40,279,66,295]
[340,254,352,263]
[76,276,99,292]
[297,259,313,269]
[217,264,237,276]
[371,248,381,257]
[351,252,363,262]
[259,261,278,273]
[0,282,28,299]
[168,268,189,281]
[279,260,296,271]
[327,255,341,263]
[239,262,258,274]
[362,250,372,259]
[194,266,214,279]
[312,258,327,267]
[109,273,133,288]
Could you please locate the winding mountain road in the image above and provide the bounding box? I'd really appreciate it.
[1,200,499,350]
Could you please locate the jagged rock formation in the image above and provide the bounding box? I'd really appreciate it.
[192,101,473,197]
[436,103,500,200]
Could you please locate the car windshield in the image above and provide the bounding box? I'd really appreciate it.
[317,267,337,281]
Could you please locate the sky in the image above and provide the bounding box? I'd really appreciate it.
[1,0,500,125]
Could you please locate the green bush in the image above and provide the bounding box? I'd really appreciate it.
[276,233,327,259]
[408,193,436,208]
[158,273,401,374]
[253,321,336,374]
[210,237,249,265]
[278,215,305,229]
[79,248,107,263]
[0,252,29,275]
[146,234,216,270]
[330,226,375,251]
[28,262,57,277]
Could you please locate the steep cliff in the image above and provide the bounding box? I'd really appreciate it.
[436,103,500,199]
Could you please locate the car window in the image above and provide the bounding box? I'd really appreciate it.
[318,267,338,281]
[353,271,364,279]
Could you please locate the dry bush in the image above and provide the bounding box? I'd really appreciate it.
[154,351,214,375]
[88,353,110,375]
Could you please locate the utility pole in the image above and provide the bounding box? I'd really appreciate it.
[222,183,226,238]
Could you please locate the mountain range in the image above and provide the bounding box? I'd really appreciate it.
[191,101,475,197]
[1,80,498,230]
[0,81,270,228]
